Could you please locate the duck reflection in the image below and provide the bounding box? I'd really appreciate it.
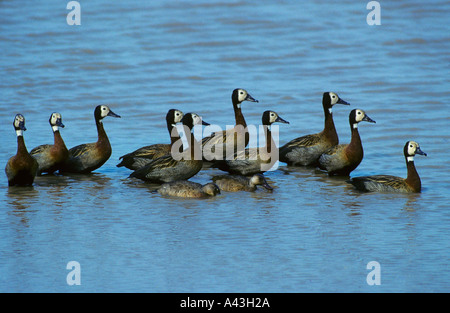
[61,172,113,200]
[6,186,39,226]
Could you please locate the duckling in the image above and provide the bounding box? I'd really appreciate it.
[212,173,273,192]
[157,181,221,198]
[279,92,350,166]
[348,141,427,193]
[214,110,289,176]
[30,112,69,175]
[318,109,375,176]
[202,88,258,162]
[117,109,183,170]
[5,114,38,186]
[129,113,209,183]
[60,105,121,174]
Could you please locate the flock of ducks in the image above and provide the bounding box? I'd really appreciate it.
[5,89,427,198]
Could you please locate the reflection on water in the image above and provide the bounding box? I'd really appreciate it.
[401,194,422,213]
[6,186,39,227]
[6,186,38,204]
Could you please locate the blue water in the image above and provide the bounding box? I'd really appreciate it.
[0,0,449,292]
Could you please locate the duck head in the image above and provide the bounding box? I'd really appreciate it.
[232,88,259,109]
[262,110,290,125]
[181,113,209,129]
[13,114,27,137]
[13,114,26,133]
[95,105,121,122]
[203,183,221,196]
[349,109,376,128]
[404,141,427,162]
[167,109,184,126]
[250,173,273,191]
[323,92,350,113]
[49,112,65,131]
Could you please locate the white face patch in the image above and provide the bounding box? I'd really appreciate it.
[50,113,62,128]
[408,141,418,156]
[14,115,25,129]
[51,114,58,125]
[191,114,202,126]
[329,92,339,105]
[237,89,247,103]
[250,175,259,185]
[269,112,277,124]
[100,105,110,118]
[14,115,25,135]
[355,109,365,123]
[174,110,183,123]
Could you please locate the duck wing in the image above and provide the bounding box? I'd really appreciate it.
[121,144,170,159]
[281,133,320,150]
[117,144,171,169]
[68,143,96,158]
[350,175,407,192]
[30,144,52,156]
[318,144,347,170]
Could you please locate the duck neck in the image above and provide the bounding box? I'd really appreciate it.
[168,123,180,146]
[233,103,247,128]
[53,128,68,150]
[96,119,110,147]
[16,133,29,156]
[186,128,201,161]
[405,156,421,192]
[234,102,250,147]
[346,123,363,160]
[265,125,274,154]
[323,105,338,145]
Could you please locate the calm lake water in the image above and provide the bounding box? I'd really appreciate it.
[1,0,449,293]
